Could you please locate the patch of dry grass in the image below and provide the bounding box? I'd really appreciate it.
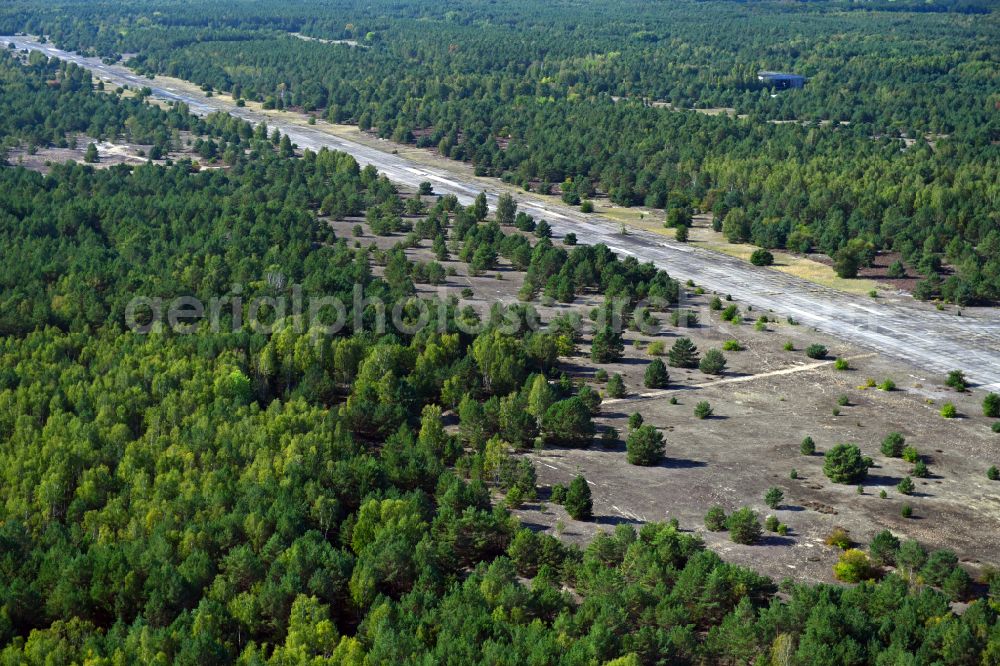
[686,223,886,296]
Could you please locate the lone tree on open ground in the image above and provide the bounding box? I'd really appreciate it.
[668,337,699,368]
[644,358,669,389]
[750,248,774,266]
[983,392,1000,418]
[626,424,666,466]
[699,349,727,375]
[945,370,967,392]
[823,443,868,484]
[805,344,828,360]
[881,432,905,457]
[694,401,713,419]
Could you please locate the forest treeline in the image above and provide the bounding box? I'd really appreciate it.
[3,0,999,302]
[2,32,1000,666]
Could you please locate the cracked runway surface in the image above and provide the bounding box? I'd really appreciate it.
[8,35,999,390]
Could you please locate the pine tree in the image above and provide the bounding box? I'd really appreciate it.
[644,359,669,389]
[727,508,762,544]
[881,432,905,457]
[824,444,868,484]
[699,349,727,375]
[432,234,448,261]
[668,337,699,368]
[869,530,901,566]
[591,326,624,363]
[564,475,593,520]
[626,425,665,466]
[705,506,727,531]
[606,373,626,398]
[458,394,488,448]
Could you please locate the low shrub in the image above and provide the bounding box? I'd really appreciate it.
[704,506,727,532]
[750,248,774,266]
[805,344,828,359]
[897,476,915,495]
[945,370,967,392]
[699,349,727,375]
[764,487,784,509]
[881,432,905,457]
[834,549,876,583]
[825,527,852,550]
[694,401,713,419]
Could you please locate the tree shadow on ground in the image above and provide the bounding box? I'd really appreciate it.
[862,473,902,487]
[659,456,707,469]
[593,514,644,527]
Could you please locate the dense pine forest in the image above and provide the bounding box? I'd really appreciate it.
[1,41,1000,663]
[2,0,998,302]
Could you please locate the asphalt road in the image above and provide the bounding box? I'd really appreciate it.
[7,35,1000,390]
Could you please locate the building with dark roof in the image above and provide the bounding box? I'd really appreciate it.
[757,71,805,90]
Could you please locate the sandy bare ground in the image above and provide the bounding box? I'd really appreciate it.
[4,132,205,174]
[343,211,1000,586]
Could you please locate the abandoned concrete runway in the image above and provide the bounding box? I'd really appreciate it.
[7,35,1000,391]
